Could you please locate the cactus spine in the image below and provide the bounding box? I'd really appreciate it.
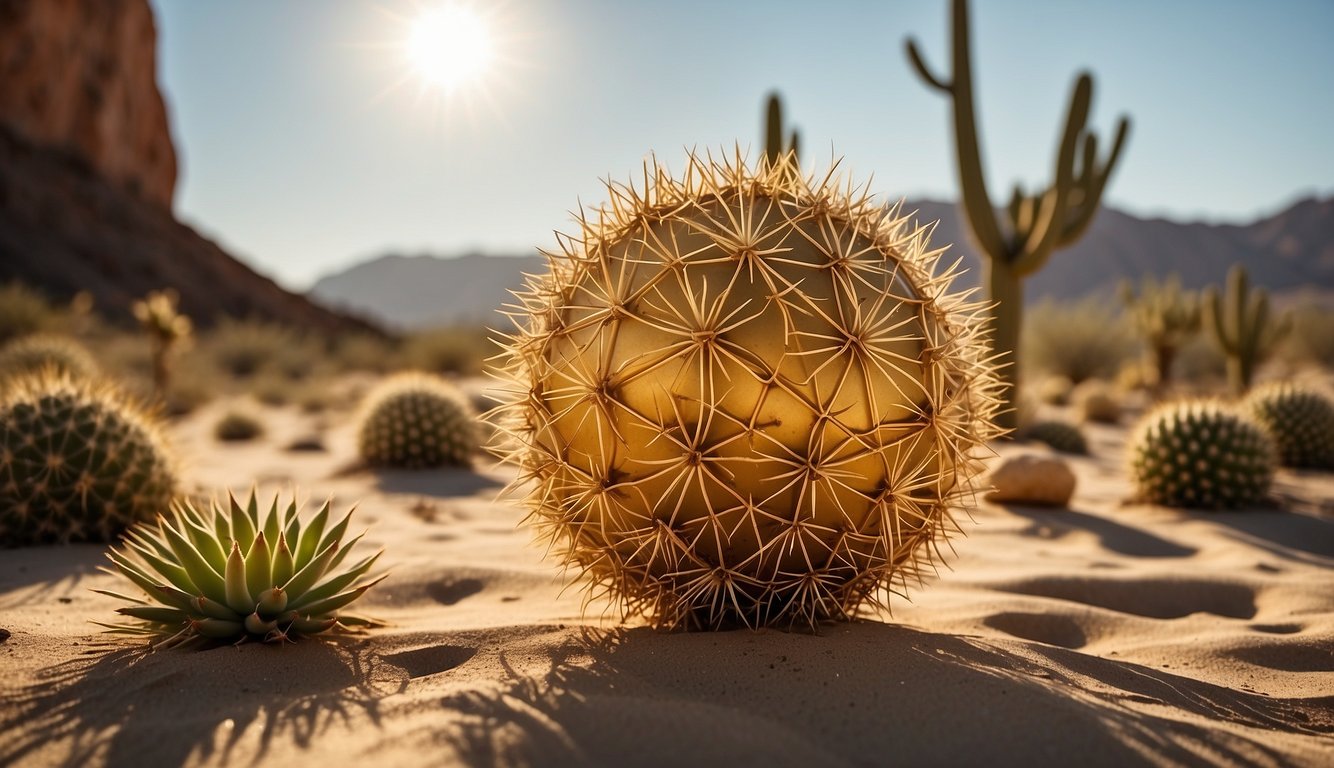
[763,91,800,168]
[905,0,1130,430]
[1205,265,1291,395]
[1120,274,1201,393]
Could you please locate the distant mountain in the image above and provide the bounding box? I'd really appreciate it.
[310,196,1334,329]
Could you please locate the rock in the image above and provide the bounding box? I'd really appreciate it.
[0,627,9,642]
[986,453,1077,507]
[0,0,176,208]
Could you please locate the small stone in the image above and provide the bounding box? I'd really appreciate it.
[0,628,10,642]
[986,453,1076,507]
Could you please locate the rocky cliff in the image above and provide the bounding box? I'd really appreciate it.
[0,0,175,209]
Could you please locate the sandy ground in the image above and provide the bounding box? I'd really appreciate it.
[1,389,1331,767]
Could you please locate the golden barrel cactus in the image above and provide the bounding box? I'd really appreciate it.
[494,151,1002,629]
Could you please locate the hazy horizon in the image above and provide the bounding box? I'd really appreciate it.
[150,0,1334,289]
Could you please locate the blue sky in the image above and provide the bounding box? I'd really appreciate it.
[149,0,1334,289]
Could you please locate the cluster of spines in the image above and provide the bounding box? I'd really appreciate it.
[1244,382,1334,469]
[491,149,1003,630]
[357,372,478,469]
[99,489,384,648]
[1129,400,1275,509]
[1,371,175,546]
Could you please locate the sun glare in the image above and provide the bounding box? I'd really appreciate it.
[407,5,493,93]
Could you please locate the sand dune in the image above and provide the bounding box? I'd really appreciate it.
[2,397,1331,767]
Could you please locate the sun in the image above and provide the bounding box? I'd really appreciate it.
[406,4,493,93]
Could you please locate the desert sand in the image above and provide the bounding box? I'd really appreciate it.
[1,387,1331,768]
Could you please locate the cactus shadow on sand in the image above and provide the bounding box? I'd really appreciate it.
[427,623,1330,767]
[0,543,105,600]
[0,637,406,768]
[370,467,504,499]
[995,504,1198,559]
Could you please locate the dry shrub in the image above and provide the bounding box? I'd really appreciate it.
[1022,298,1137,384]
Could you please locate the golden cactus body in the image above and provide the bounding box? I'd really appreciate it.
[498,152,1001,629]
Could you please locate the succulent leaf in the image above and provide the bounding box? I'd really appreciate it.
[102,489,384,647]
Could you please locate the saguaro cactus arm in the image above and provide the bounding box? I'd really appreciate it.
[1205,265,1293,392]
[763,92,801,167]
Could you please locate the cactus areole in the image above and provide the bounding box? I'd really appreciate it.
[494,150,1002,630]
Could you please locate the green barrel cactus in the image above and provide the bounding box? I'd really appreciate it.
[357,372,478,468]
[1129,400,1275,509]
[1,372,176,546]
[493,150,1003,630]
[0,334,98,381]
[1244,382,1334,469]
[99,489,385,648]
[1021,420,1088,455]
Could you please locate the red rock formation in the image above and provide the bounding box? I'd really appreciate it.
[0,0,176,208]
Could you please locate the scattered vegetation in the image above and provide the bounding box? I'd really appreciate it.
[1021,299,1137,385]
[0,333,99,381]
[214,410,264,442]
[132,289,193,398]
[100,489,385,648]
[401,326,491,377]
[1073,380,1121,424]
[0,282,62,344]
[1121,274,1201,392]
[1019,420,1088,455]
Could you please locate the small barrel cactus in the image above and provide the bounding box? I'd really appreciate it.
[1129,400,1275,509]
[0,333,98,381]
[1,372,175,546]
[214,410,264,442]
[1073,380,1120,424]
[99,489,385,648]
[1244,382,1334,469]
[493,150,1003,630]
[1021,420,1088,455]
[357,372,478,468]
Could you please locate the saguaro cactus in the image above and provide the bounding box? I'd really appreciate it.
[905,0,1130,430]
[1205,265,1291,394]
[762,91,800,167]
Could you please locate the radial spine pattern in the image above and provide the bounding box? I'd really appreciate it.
[494,150,1003,630]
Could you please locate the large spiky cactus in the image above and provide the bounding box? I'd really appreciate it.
[357,372,478,469]
[1129,400,1275,509]
[0,333,98,381]
[1205,265,1291,395]
[763,91,800,168]
[493,150,1003,630]
[1244,382,1334,469]
[905,0,1130,430]
[1,372,175,546]
[1120,274,1201,393]
[99,489,384,648]
[132,289,193,398]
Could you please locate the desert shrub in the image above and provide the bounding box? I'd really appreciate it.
[1173,335,1228,389]
[204,320,324,380]
[1073,380,1121,424]
[332,332,400,373]
[1281,304,1334,369]
[1022,299,1137,385]
[0,283,61,344]
[214,411,264,442]
[0,334,98,381]
[402,326,491,377]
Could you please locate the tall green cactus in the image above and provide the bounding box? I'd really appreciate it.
[1120,274,1201,393]
[905,0,1130,430]
[763,91,800,167]
[1205,265,1291,394]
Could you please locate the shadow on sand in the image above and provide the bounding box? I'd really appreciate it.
[0,637,407,768]
[428,623,1333,768]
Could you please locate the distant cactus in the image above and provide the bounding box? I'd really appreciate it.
[1129,400,1275,509]
[0,372,176,546]
[1021,420,1088,455]
[1036,375,1073,405]
[1121,274,1201,393]
[0,333,98,382]
[1244,383,1334,469]
[1204,265,1291,394]
[132,289,193,398]
[762,91,800,168]
[214,410,264,442]
[905,0,1130,431]
[357,372,478,468]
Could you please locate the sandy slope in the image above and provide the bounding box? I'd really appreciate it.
[1,396,1331,767]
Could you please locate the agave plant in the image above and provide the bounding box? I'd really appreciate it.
[98,489,385,648]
